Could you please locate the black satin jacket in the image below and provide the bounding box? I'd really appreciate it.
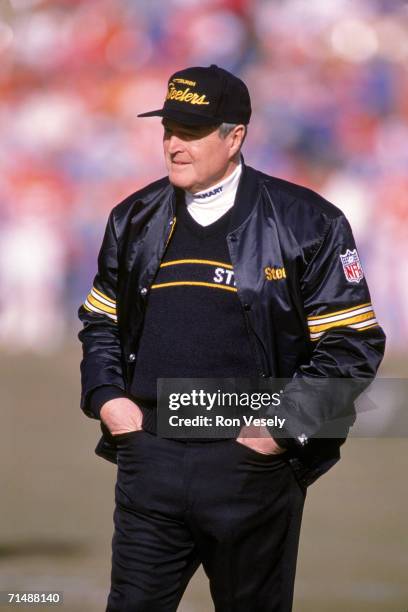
[78,162,385,487]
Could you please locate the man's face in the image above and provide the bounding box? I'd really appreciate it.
[162,120,235,193]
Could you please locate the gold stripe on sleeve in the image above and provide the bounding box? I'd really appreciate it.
[309,311,375,334]
[87,293,117,314]
[92,286,116,306]
[307,302,372,322]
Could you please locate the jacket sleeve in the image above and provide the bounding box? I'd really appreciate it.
[274,212,386,446]
[78,210,126,419]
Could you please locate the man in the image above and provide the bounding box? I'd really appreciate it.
[78,65,385,611]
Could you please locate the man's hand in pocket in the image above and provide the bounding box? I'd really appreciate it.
[100,398,143,436]
[236,424,287,455]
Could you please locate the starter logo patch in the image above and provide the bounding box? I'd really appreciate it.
[340,249,364,283]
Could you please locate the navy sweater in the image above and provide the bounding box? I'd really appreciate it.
[91,199,258,425]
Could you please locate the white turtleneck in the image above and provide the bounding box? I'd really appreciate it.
[184,162,242,227]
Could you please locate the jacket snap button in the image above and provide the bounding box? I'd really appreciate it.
[128,353,136,362]
[297,433,308,446]
[140,287,147,295]
[244,303,251,310]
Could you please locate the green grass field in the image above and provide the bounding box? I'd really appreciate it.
[1,345,407,611]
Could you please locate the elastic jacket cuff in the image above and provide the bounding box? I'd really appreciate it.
[89,386,127,419]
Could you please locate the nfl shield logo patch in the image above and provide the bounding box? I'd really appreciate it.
[340,249,364,283]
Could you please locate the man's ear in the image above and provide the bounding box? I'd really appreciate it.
[229,125,246,157]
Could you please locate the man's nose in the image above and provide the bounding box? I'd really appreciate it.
[166,134,184,155]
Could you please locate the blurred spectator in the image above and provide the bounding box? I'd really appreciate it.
[0,0,406,352]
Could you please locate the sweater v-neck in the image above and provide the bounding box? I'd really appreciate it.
[177,198,233,238]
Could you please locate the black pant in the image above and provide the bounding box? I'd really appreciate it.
[107,431,306,612]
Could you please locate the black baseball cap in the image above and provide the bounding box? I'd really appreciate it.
[137,64,251,126]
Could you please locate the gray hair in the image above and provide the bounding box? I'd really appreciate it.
[218,122,248,141]
[218,123,248,153]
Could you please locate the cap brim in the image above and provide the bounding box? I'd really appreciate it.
[137,108,220,126]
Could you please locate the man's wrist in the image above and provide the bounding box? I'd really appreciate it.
[89,386,127,420]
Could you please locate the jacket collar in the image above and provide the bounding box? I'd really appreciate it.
[227,159,262,235]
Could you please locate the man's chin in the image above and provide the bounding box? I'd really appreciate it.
[168,170,195,191]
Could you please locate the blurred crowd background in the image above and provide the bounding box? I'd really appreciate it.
[1,3,407,610]
[0,0,407,357]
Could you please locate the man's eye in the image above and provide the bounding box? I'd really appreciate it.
[181,131,196,139]
[163,127,197,139]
